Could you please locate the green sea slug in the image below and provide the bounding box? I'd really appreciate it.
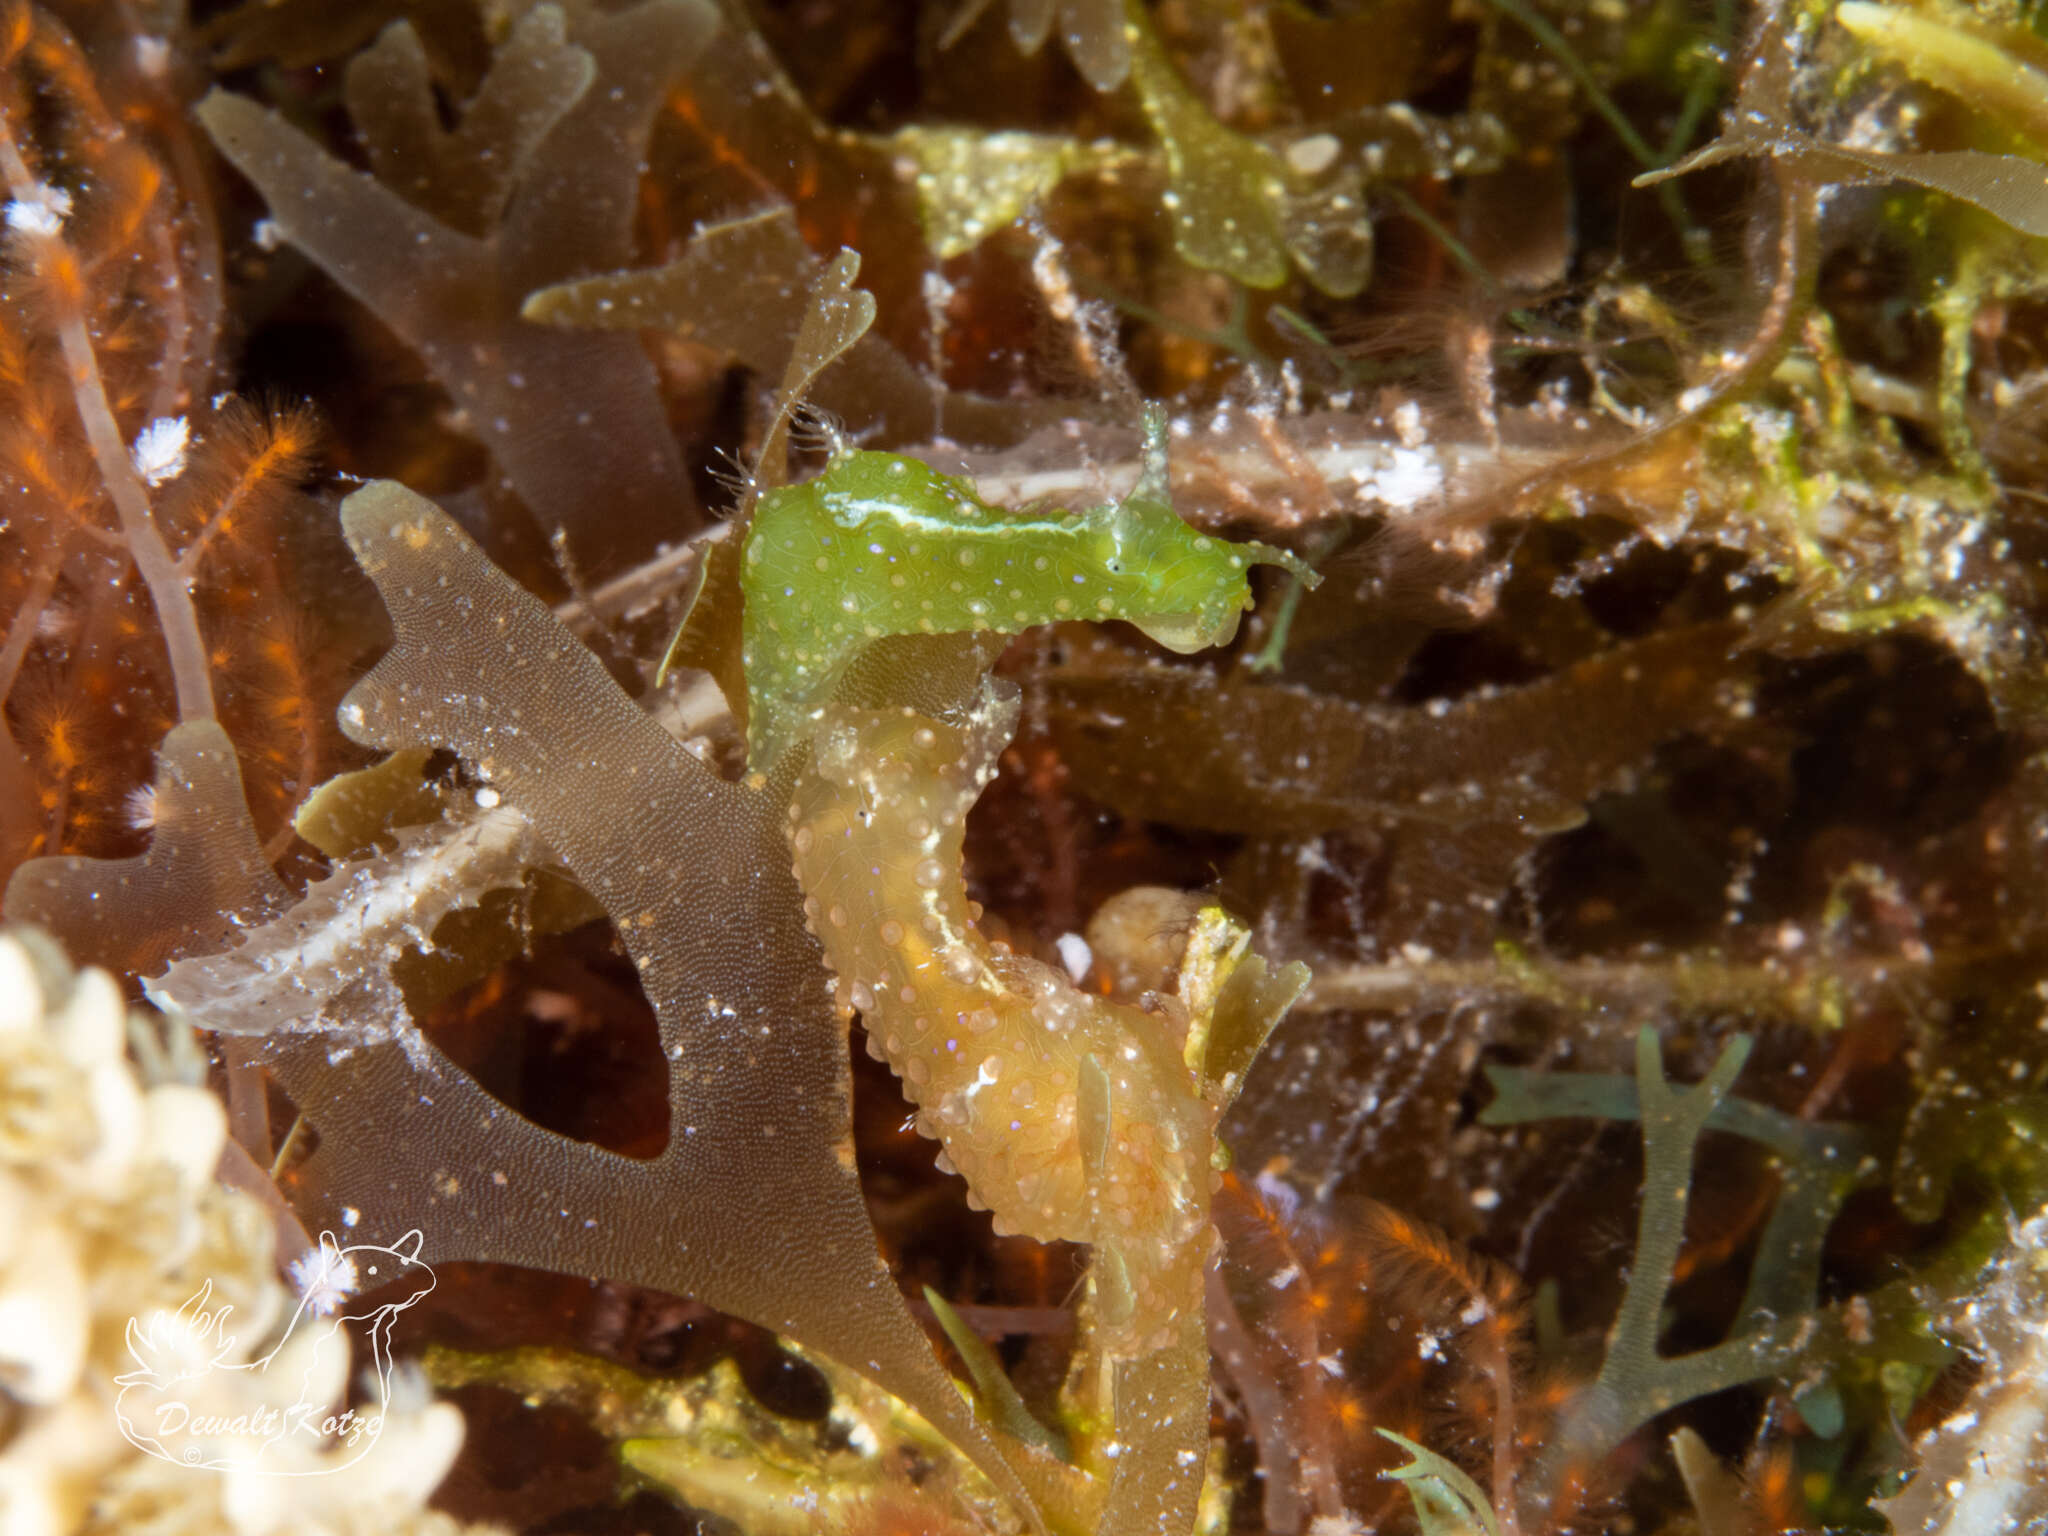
[738,405,1315,769]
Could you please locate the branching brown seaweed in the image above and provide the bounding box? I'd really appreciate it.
[251,479,1049,1524]
[197,1,713,567]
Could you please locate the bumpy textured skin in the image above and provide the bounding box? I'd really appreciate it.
[739,423,1309,769]
[789,686,1214,1355]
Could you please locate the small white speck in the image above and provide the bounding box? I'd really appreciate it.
[130,416,189,487]
[1366,446,1443,508]
[1254,1167,1300,1220]
[1054,931,1092,983]
[122,782,159,831]
[1286,133,1341,177]
[5,182,72,237]
[1391,399,1425,448]
[474,786,501,809]
[287,1242,360,1316]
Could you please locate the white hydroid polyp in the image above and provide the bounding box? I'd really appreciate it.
[130,415,190,488]
[4,182,72,237]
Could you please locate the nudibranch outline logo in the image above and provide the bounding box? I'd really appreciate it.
[114,1230,435,1476]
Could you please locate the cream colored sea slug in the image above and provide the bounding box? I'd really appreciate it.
[789,691,1215,1352]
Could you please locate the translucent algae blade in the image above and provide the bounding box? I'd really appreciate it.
[753,248,876,498]
[342,9,595,238]
[525,207,1054,449]
[1098,1321,1212,1536]
[1124,2,1289,291]
[3,720,290,977]
[280,480,1040,1532]
[195,0,714,563]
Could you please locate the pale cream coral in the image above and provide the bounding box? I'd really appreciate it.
[0,928,499,1536]
[1878,1208,2048,1536]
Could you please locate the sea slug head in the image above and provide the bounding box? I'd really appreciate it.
[1094,405,1316,654]
[1096,493,1311,652]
